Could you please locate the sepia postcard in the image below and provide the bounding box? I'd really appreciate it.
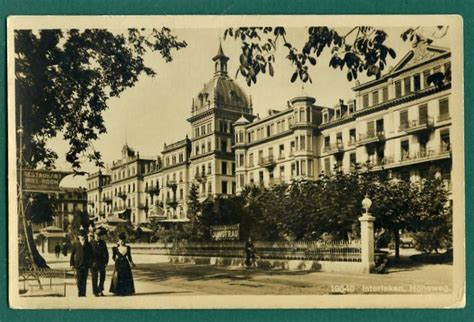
[7,15,465,309]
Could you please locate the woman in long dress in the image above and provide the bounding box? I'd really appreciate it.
[110,232,136,295]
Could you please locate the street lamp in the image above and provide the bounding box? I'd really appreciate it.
[362,195,372,215]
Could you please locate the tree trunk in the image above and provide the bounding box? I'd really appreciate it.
[393,229,400,261]
[25,222,49,268]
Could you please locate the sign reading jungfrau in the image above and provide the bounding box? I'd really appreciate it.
[21,170,72,193]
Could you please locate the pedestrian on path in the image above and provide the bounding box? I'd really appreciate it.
[245,237,257,267]
[54,242,61,258]
[110,232,136,296]
[61,241,68,257]
[90,228,109,296]
[70,230,93,297]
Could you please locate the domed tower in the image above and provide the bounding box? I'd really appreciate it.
[187,42,255,197]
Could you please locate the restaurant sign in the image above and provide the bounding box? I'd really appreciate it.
[21,169,72,193]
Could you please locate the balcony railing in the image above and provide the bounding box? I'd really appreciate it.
[137,203,148,210]
[376,145,451,168]
[102,196,113,204]
[117,192,127,200]
[112,205,129,212]
[194,173,207,183]
[166,180,177,187]
[271,177,287,186]
[145,185,161,195]
[347,138,357,147]
[399,117,434,133]
[437,114,451,122]
[278,154,285,160]
[323,142,344,154]
[258,155,276,168]
[357,131,385,146]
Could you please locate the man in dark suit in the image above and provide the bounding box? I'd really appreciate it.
[90,228,109,296]
[70,231,92,297]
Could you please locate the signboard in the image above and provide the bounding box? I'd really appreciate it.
[210,224,240,241]
[21,169,72,193]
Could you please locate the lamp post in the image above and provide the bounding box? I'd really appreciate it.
[359,195,375,273]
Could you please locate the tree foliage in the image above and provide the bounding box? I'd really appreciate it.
[25,193,57,223]
[15,28,187,169]
[224,25,448,86]
[186,165,452,260]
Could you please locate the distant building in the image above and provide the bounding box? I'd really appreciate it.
[87,43,453,227]
[235,44,452,195]
[32,186,87,232]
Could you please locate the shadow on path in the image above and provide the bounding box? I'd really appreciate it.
[131,263,314,283]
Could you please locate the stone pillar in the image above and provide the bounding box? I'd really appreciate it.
[359,213,375,273]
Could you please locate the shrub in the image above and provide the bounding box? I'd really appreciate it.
[414,227,452,254]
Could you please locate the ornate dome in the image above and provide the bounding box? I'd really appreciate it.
[192,43,251,112]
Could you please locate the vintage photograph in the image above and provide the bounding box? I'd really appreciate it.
[7,15,464,309]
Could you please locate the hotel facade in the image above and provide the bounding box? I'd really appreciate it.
[87,43,452,228]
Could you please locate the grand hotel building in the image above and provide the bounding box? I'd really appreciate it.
[87,43,452,228]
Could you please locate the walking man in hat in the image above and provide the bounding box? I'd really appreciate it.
[90,228,109,296]
[70,230,93,297]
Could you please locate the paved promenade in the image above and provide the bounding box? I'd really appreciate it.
[38,249,453,297]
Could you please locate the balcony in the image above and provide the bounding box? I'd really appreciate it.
[117,192,127,201]
[137,203,148,210]
[145,185,161,196]
[377,145,451,169]
[437,114,451,122]
[166,180,177,187]
[112,205,129,212]
[323,142,344,154]
[347,138,357,147]
[271,177,287,186]
[399,117,434,134]
[357,131,386,146]
[258,155,276,168]
[102,196,113,204]
[194,173,207,183]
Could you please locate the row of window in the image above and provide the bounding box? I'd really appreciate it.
[194,161,235,176]
[322,100,357,124]
[194,122,213,138]
[240,136,316,167]
[361,62,450,109]
[111,165,137,182]
[242,115,295,144]
[165,152,185,167]
[323,98,449,148]
[322,129,450,174]
[241,159,315,186]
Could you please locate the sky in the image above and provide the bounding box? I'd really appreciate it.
[52,26,451,187]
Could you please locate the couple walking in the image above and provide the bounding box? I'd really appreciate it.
[70,229,136,297]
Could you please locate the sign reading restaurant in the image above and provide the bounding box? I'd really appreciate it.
[21,169,72,193]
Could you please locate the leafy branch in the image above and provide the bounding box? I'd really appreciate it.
[224,26,397,85]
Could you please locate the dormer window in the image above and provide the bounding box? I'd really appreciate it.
[348,102,355,114]
[323,113,329,123]
[363,94,369,108]
[382,87,388,102]
[372,90,379,105]
[414,74,421,91]
[335,109,341,119]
